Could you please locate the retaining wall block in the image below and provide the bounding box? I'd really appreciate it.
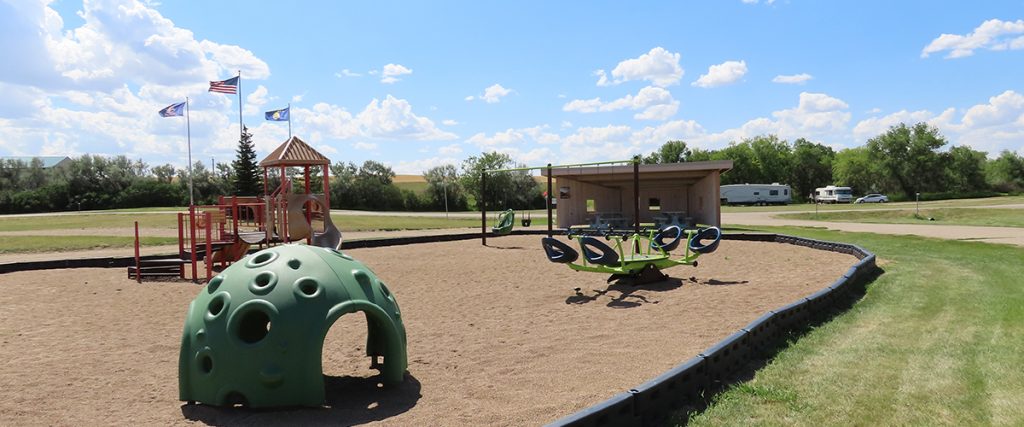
[741,312,778,358]
[629,356,707,425]
[699,330,750,387]
[804,286,835,317]
[827,277,851,300]
[547,392,641,427]
[770,299,809,333]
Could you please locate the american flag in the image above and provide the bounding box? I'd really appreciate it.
[208,76,239,94]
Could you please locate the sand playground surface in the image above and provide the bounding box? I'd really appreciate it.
[0,234,854,426]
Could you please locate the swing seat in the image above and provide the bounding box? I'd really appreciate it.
[541,237,578,264]
[579,236,620,266]
[689,226,722,254]
[650,225,683,252]
[491,209,515,235]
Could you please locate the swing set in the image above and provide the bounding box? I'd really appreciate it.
[480,159,638,243]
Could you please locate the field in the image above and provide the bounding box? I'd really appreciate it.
[686,227,1024,425]
[0,211,545,254]
[0,235,854,425]
[777,208,1024,228]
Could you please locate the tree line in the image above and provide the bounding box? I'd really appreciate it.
[644,122,1024,202]
[2,121,1021,214]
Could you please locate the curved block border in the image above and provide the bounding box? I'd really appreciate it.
[0,230,875,426]
[546,232,877,427]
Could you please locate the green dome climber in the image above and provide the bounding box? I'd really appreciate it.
[178,245,407,408]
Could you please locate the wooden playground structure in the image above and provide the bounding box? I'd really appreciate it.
[129,136,342,282]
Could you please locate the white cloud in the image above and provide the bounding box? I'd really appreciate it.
[244,85,271,115]
[562,86,679,120]
[335,68,362,78]
[477,84,512,103]
[442,119,459,126]
[438,143,463,155]
[852,90,1024,154]
[354,95,456,140]
[772,73,813,84]
[741,0,775,4]
[291,93,305,103]
[390,157,460,174]
[692,60,748,88]
[561,120,573,129]
[598,47,684,87]
[26,0,269,91]
[464,95,475,101]
[380,63,412,84]
[290,95,457,144]
[353,142,378,150]
[922,19,1024,59]
[698,92,852,146]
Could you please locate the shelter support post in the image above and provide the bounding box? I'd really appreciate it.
[633,158,640,235]
[134,221,141,284]
[547,164,553,237]
[481,172,487,246]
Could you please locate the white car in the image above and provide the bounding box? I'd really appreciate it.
[855,193,889,203]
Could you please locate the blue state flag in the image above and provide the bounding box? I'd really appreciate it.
[265,107,290,121]
[159,101,186,117]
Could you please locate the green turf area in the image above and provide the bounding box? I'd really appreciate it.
[0,236,179,254]
[720,195,1024,213]
[394,181,429,194]
[0,213,180,231]
[0,211,550,234]
[331,214,548,231]
[777,208,1024,228]
[683,227,1024,425]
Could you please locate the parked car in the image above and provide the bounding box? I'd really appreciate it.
[855,193,889,203]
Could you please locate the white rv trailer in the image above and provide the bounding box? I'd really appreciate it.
[720,183,792,205]
[815,185,853,203]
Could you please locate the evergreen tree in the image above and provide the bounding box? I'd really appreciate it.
[232,126,261,195]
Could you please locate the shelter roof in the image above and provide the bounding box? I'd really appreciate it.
[259,136,330,167]
[542,160,733,188]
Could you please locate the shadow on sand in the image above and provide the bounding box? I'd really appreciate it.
[565,278,683,308]
[181,373,421,426]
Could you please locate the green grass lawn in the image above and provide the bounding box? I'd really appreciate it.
[331,213,548,231]
[0,236,179,254]
[685,226,1024,425]
[777,208,1024,228]
[0,213,180,231]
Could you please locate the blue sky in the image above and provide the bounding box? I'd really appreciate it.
[1,0,1022,173]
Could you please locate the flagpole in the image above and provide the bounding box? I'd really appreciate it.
[186,97,194,207]
[287,102,292,139]
[237,70,243,143]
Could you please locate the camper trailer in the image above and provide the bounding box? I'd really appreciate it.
[815,185,853,203]
[720,183,792,205]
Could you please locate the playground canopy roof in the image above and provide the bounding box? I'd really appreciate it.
[541,160,733,188]
[260,136,330,167]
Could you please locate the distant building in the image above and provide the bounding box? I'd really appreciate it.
[0,156,72,169]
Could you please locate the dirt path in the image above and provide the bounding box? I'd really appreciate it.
[722,211,1024,247]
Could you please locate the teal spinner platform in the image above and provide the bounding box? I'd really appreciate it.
[178,244,407,408]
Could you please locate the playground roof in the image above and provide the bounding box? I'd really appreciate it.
[542,160,733,188]
[259,136,330,167]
